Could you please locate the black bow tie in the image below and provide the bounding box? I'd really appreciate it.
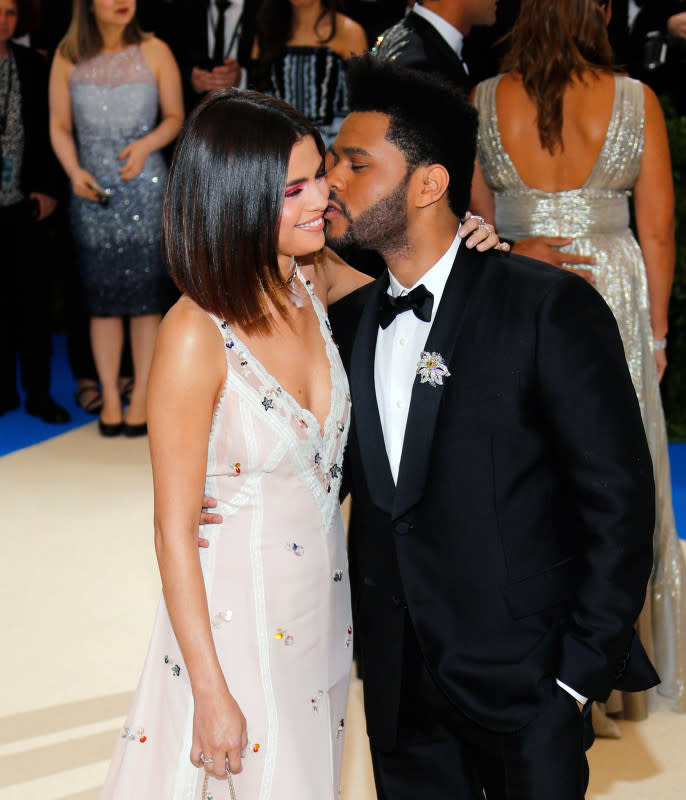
[378,284,434,329]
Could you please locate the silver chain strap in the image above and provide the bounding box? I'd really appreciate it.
[201,767,238,800]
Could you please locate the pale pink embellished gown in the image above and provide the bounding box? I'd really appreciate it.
[101,273,353,799]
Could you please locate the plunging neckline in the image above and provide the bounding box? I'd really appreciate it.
[491,73,621,193]
[223,269,336,440]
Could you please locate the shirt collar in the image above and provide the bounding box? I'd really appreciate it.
[387,230,462,322]
[210,0,242,13]
[411,4,465,59]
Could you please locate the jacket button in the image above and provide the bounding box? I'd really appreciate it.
[395,521,413,535]
[391,594,406,608]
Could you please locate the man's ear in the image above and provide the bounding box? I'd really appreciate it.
[412,163,450,209]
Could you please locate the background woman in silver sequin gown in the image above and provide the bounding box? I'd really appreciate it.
[251,0,367,148]
[49,0,183,435]
[471,0,686,722]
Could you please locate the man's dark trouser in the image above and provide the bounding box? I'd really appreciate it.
[370,618,590,800]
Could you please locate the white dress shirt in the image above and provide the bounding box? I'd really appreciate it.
[411,3,467,69]
[206,0,247,87]
[207,0,244,61]
[374,231,461,484]
[628,0,642,29]
[373,230,587,707]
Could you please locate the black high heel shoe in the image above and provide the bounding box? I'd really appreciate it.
[98,418,124,437]
[123,421,147,438]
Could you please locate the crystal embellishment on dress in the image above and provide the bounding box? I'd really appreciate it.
[212,610,233,628]
[286,542,305,556]
[329,463,341,479]
[262,397,274,411]
[164,655,182,676]
[333,569,343,582]
[311,689,324,712]
[121,726,147,742]
[275,629,294,645]
[336,718,345,739]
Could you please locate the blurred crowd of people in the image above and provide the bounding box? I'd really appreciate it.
[4,0,685,430]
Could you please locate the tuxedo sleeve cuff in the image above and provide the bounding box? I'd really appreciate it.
[556,679,588,706]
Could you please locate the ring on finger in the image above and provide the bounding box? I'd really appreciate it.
[200,753,214,765]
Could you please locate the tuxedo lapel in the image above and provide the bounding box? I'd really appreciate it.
[392,245,483,519]
[350,273,395,514]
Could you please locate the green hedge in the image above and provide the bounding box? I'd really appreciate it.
[661,99,686,441]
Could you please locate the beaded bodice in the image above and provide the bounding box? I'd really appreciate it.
[207,269,351,533]
[69,45,158,146]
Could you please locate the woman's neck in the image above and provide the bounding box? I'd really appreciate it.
[290,2,328,40]
[0,40,9,59]
[97,22,126,53]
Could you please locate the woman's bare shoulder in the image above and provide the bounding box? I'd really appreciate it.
[156,297,224,371]
[333,14,368,57]
[140,36,177,69]
[50,46,75,77]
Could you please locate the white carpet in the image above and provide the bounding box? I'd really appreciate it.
[1,423,684,799]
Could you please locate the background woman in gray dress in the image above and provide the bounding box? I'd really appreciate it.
[471,0,686,726]
[49,0,183,436]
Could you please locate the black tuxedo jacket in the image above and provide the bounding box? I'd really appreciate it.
[172,0,258,111]
[329,244,659,750]
[374,10,472,92]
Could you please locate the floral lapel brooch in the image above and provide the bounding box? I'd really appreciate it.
[416,351,451,387]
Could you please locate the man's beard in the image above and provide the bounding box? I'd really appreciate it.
[326,177,410,258]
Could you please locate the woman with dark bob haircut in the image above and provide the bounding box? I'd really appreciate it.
[99,88,371,799]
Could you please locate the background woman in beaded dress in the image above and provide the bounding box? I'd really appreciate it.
[471,0,686,728]
[250,0,367,148]
[49,0,183,437]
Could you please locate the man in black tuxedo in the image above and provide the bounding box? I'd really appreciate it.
[372,0,498,92]
[325,56,658,800]
[170,0,257,113]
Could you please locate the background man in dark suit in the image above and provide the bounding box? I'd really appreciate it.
[170,0,257,112]
[372,0,498,92]
[0,15,69,423]
[326,56,659,800]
